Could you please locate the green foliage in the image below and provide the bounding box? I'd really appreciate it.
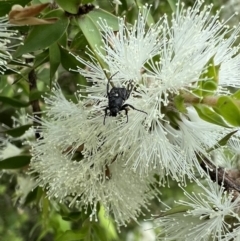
[174,95,187,113]
[2,124,32,137]
[14,9,69,57]
[55,0,82,14]
[59,46,84,72]
[0,155,31,169]
[1,0,240,240]
[0,96,29,108]
[194,104,229,127]
[0,0,31,17]
[217,96,240,126]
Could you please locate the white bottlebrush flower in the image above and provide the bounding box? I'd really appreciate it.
[217,53,240,90]
[75,5,164,95]
[222,226,240,241]
[28,2,240,226]
[0,16,19,74]
[214,131,240,172]
[30,1,239,185]
[30,139,158,227]
[167,106,229,175]
[228,131,240,156]
[221,0,240,26]
[155,175,240,241]
[147,1,230,93]
[213,23,240,91]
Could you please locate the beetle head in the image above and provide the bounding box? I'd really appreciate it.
[110,107,119,116]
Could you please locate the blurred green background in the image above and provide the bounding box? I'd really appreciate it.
[0,0,239,240]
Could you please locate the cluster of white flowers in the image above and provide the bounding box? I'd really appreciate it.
[29,0,240,230]
[155,175,240,241]
[0,16,19,74]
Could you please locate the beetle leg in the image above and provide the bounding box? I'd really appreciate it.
[120,105,129,123]
[121,104,147,115]
[125,108,128,123]
[126,81,134,99]
[107,71,119,96]
[103,107,109,125]
[106,80,110,97]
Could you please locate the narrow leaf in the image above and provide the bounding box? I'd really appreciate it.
[59,46,84,72]
[29,90,47,102]
[0,96,29,108]
[3,124,32,138]
[232,89,240,100]
[55,0,82,14]
[23,187,39,205]
[34,50,49,68]
[56,229,88,241]
[49,43,61,83]
[156,206,189,218]
[88,8,119,30]
[217,96,240,126]
[78,14,107,69]
[194,104,229,128]
[208,130,238,152]
[0,155,31,169]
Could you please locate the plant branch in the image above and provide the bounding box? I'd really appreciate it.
[28,69,42,140]
[198,153,240,193]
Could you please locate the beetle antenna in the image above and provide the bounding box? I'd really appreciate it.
[108,71,119,83]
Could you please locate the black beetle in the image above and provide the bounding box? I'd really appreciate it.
[103,73,147,124]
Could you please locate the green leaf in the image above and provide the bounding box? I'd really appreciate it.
[88,8,119,31]
[14,9,69,57]
[34,50,49,68]
[42,195,50,222]
[56,229,88,241]
[157,205,189,217]
[62,211,82,222]
[29,90,47,102]
[167,0,177,11]
[58,32,68,47]
[70,31,88,53]
[217,96,240,126]
[98,205,118,240]
[0,96,29,108]
[208,130,238,152]
[202,80,217,96]
[3,124,32,138]
[77,14,107,69]
[55,0,82,14]
[49,43,61,83]
[232,89,240,100]
[92,223,109,241]
[0,0,31,16]
[194,104,229,128]
[59,46,84,72]
[174,95,187,113]
[0,155,31,169]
